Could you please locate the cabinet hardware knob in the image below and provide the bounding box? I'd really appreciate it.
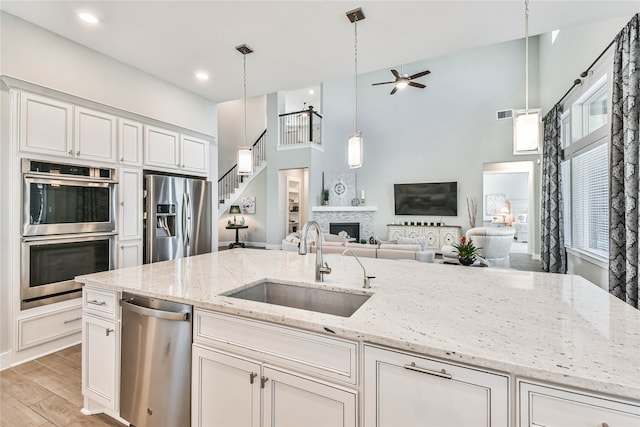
[87,299,107,306]
[105,328,114,336]
[121,201,125,206]
[68,150,73,155]
[182,164,185,168]
[403,362,453,380]
[63,317,82,324]
[76,151,80,156]
[260,376,269,389]
[120,157,124,162]
[120,245,124,249]
[249,372,257,384]
[602,423,609,427]
[176,163,180,167]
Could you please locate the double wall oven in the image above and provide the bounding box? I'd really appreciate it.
[21,160,117,309]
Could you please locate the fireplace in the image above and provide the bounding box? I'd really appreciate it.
[330,222,360,241]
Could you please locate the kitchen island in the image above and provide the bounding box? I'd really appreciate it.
[77,248,640,426]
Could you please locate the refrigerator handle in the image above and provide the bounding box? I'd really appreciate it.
[186,193,192,245]
[182,193,189,247]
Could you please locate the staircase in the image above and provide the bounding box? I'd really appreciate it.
[218,129,267,216]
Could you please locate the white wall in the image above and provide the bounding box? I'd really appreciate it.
[317,38,541,240]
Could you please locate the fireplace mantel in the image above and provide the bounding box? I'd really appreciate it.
[311,206,378,212]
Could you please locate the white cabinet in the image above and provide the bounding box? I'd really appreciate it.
[192,310,358,427]
[118,118,143,166]
[82,287,120,416]
[192,345,357,427]
[118,167,143,241]
[82,314,119,412]
[387,225,461,250]
[286,176,301,234]
[18,92,117,163]
[364,344,509,427]
[19,91,73,157]
[117,241,142,269]
[74,107,117,163]
[145,125,209,175]
[17,305,82,351]
[519,380,640,427]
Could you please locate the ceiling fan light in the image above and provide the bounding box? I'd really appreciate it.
[237,147,253,175]
[396,81,409,89]
[348,132,363,169]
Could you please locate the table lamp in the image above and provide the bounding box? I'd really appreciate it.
[229,205,241,225]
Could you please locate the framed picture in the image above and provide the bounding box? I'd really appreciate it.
[240,196,256,214]
[485,193,506,216]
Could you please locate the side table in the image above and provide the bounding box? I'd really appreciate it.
[226,224,248,249]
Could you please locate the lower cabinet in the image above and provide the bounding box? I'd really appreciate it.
[518,380,640,427]
[364,344,510,427]
[82,314,119,412]
[116,240,142,269]
[192,345,357,427]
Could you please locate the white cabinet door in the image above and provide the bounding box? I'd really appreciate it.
[263,366,357,427]
[19,92,73,157]
[519,381,640,427]
[144,125,180,171]
[82,314,119,412]
[118,119,143,166]
[118,167,143,241]
[116,241,142,269]
[364,345,509,427]
[192,345,261,427]
[439,227,460,247]
[74,107,117,163]
[180,135,209,175]
[387,226,405,241]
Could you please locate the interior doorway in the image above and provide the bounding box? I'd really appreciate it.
[280,168,309,238]
[482,161,535,255]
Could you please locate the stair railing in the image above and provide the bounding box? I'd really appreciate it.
[218,129,267,205]
[279,106,322,147]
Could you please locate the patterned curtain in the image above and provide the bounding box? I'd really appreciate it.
[541,104,566,274]
[610,14,640,309]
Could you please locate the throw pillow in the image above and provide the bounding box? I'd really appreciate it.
[397,236,428,251]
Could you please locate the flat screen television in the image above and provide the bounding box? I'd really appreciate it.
[394,182,458,216]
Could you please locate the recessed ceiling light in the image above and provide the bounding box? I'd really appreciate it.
[195,72,209,81]
[78,12,99,24]
[308,89,314,95]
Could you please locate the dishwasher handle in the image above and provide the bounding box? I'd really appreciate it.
[119,299,189,321]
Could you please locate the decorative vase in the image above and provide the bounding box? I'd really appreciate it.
[459,257,475,266]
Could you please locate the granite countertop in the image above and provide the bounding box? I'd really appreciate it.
[77,249,640,401]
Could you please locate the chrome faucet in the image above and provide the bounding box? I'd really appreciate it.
[341,249,375,289]
[299,221,331,282]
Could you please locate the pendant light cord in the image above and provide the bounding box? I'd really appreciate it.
[243,52,247,148]
[524,0,529,111]
[354,18,359,132]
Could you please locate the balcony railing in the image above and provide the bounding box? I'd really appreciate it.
[279,107,322,147]
[218,129,267,205]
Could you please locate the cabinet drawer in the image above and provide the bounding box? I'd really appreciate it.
[18,306,82,350]
[83,287,119,319]
[519,381,640,427]
[194,310,358,384]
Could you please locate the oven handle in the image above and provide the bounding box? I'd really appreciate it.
[24,173,117,185]
[22,231,118,243]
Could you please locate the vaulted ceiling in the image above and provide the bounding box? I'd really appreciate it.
[2,1,638,103]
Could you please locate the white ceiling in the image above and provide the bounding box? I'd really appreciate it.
[1,1,638,103]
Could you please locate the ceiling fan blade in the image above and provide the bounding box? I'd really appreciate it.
[372,81,395,86]
[408,82,426,89]
[409,70,431,80]
[390,86,398,95]
[391,69,401,79]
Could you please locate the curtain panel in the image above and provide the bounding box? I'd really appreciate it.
[610,13,640,309]
[541,104,566,274]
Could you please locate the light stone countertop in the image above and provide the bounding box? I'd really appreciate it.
[77,248,640,401]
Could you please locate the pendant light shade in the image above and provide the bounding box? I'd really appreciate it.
[346,8,365,169]
[348,132,363,169]
[236,43,254,175]
[513,0,541,155]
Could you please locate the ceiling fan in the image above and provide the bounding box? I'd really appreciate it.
[372,68,431,95]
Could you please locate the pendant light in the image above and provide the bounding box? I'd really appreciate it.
[236,44,254,175]
[513,0,541,155]
[346,8,365,169]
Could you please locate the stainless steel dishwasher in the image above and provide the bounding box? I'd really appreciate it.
[119,292,192,427]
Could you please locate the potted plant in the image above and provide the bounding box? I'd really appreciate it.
[452,236,481,266]
[322,189,329,205]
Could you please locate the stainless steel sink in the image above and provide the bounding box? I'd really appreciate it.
[225,281,371,317]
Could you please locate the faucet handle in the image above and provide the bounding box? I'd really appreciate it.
[364,275,375,289]
[320,262,332,274]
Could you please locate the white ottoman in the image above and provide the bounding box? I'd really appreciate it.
[416,251,436,263]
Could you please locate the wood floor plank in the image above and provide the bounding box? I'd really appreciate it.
[0,393,49,427]
[25,365,83,407]
[1,369,54,406]
[29,394,106,427]
[55,345,81,359]
[35,353,82,380]
[9,360,42,376]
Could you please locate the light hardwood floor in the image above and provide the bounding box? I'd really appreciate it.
[0,344,122,427]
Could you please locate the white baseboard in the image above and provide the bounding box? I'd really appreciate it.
[0,350,11,371]
[532,253,541,260]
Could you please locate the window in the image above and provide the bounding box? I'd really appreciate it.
[561,70,610,262]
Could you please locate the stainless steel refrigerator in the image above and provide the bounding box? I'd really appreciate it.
[144,174,212,263]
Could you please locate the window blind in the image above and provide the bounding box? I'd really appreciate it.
[561,160,571,247]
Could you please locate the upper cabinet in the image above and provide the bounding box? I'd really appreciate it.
[75,107,117,163]
[19,92,116,164]
[19,92,73,157]
[118,119,143,167]
[145,125,209,176]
